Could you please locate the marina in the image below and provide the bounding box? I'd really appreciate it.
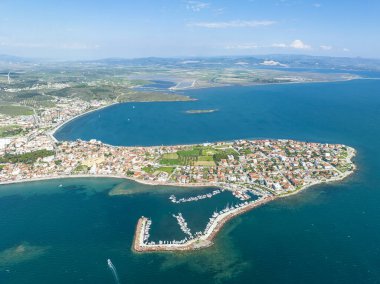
[133,194,274,252]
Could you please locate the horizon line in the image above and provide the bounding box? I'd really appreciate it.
[1,53,380,63]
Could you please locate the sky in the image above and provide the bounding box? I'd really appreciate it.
[0,0,379,59]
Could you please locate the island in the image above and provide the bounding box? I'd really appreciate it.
[185,109,218,114]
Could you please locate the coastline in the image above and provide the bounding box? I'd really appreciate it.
[49,102,119,142]
[0,174,128,186]
[0,157,355,190]
[169,76,361,91]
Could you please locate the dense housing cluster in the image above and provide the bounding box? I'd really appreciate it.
[0,135,355,198]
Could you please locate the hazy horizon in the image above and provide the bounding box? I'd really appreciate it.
[2,53,380,63]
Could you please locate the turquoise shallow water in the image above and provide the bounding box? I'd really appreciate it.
[1,79,380,283]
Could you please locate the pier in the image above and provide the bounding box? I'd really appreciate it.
[169,189,223,204]
[173,213,193,238]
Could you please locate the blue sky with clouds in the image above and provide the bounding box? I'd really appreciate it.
[0,0,378,59]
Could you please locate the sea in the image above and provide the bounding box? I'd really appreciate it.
[1,77,380,284]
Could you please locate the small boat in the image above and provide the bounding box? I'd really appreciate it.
[58,184,63,187]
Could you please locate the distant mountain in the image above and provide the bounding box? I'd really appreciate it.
[252,54,380,71]
[0,54,379,71]
[88,55,380,71]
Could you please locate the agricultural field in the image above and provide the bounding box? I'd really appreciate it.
[158,145,241,167]
[0,125,24,138]
[0,105,34,116]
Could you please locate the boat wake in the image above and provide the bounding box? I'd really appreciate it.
[107,259,120,284]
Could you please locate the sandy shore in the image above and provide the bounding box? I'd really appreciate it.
[0,174,128,186]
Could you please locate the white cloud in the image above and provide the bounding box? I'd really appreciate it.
[343,48,350,52]
[313,3,321,8]
[290,39,311,49]
[269,40,311,49]
[320,45,332,50]
[260,60,287,67]
[271,43,287,48]
[188,20,276,29]
[186,1,210,12]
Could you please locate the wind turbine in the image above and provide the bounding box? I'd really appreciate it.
[7,72,11,84]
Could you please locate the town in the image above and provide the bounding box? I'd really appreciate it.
[0,104,356,197]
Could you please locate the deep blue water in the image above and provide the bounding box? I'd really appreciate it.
[55,79,380,148]
[2,78,380,283]
[254,67,380,78]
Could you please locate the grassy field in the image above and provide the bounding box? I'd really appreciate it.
[46,85,192,103]
[0,149,55,164]
[159,158,180,165]
[117,90,191,102]
[0,125,23,138]
[0,105,34,116]
[161,153,179,159]
[73,164,90,173]
[194,161,216,166]
[201,148,218,156]
[159,146,221,166]
[142,165,175,174]
[142,165,155,174]
[156,166,175,174]
[198,155,214,161]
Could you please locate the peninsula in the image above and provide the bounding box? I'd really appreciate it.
[0,100,356,251]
